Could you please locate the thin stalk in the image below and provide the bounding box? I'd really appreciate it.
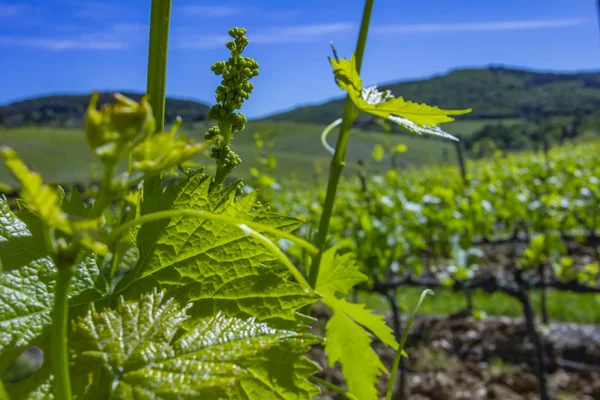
[519,289,549,400]
[385,289,407,399]
[52,266,73,400]
[538,264,549,325]
[117,154,134,225]
[90,163,114,219]
[308,0,374,288]
[42,226,57,257]
[146,0,172,133]
[214,121,233,185]
[309,376,359,400]
[107,209,315,292]
[464,287,474,312]
[455,141,467,185]
[247,229,315,294]
[386,289,433,400]
[514,269,549,400]
[0,380,10,400]
[107,209,318,256]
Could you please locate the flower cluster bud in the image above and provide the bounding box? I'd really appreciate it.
[85,92,156,164]
[204,126,221,141]
[210,145,242,169]
[208,27,259,118]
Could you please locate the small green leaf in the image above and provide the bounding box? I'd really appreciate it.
[61,187,88,218]
[327,297,397,348]
[393,144,407,153]
[0,148,107,255]
[132,118,209,175]
[325,301,386,400]
[330,54,471,140]
[71,289,320,399]
[316,247,366,298]
[85,92,156,164]
[316,248,398,400]
[372,144,385,162]
[1,147,65,229]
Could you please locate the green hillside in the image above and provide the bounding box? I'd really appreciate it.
[0,92,210,128]
[0,121,456,188]
[264,67,600,125]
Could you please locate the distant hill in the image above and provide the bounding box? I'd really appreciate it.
[4,67,600,132]
[0,92,210,128]
[263,67,600,125]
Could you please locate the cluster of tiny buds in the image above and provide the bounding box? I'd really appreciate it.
[204,115,247,141]
[234,180,245,196]
[208,27,259,115]
[210,145,241,168]
[204,126,220,141]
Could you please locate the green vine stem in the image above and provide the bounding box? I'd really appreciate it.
[51,265,74,399]
[386,289,434,400]
[90,162,114,218]
[307,0,374,288]
[106,209,318,255]
[143,0,172,208]
[146,0,172,133]
[107,209,316,292]
[309,376,359,400]
[0,380,10,400]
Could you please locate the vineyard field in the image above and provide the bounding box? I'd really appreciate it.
[2,1,600,397]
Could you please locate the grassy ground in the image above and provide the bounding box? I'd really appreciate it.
[444,118,522,138]
[360,287,600,324]
[0,121,458,187]
[2,122,599,324]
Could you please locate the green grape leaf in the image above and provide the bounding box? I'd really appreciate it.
[372,144,385,162]
[327,297,397,348]
[0,198,108,398]
[71,290,320,399]
[315,247,366,297]
[316,248,397,400]
[116,172,316,327]
[132,121,209,175]
[330,53,471,140]
[62,187,88,218]
[0,147,107,255]
[325,299,386,400]
[393,144,407,153]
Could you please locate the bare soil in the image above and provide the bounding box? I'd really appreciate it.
[309,307,600,400]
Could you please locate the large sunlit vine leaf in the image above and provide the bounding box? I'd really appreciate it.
[0,198,108,398]
[71,290,320,399]
[116,172,317,327]
[330,53,471,140]
[316,247,397,400]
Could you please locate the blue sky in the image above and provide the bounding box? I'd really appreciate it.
[0,0,599,118]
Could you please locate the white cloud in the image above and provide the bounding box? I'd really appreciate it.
[53,0,129,19]
[0,36,127,50]
[265,10,299,20]
[177,22,355,49]
[175,34,230,50]
[178,5,240,17]
[373,18,587,34]
[0,3,23,17]
[253,23,355,44]
[0,23,145,51]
